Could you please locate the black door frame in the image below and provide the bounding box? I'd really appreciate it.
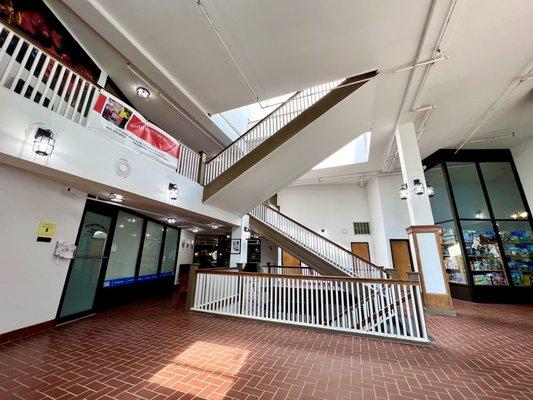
[56,199,181,324]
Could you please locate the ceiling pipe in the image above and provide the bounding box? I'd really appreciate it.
[386,0,458,174]
[455,66,533,153]
[467,132,515,144]
[393,55,448,73]
[382,0,438,173]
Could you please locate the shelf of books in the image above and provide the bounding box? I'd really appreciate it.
[498,221,532,287]
[440,222,467,284]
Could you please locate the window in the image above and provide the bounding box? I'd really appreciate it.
[104,212,143,287]
[497,220,532,287]
[447,162,490,220]
[160,228,179,276]
[425,165,453,223]
[480,162,528,220]
[138,221,164,281]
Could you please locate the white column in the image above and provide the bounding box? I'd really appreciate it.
[396,122,454,314]
[229,215,249,268]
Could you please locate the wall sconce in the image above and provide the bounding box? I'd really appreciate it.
[426,183,435,198]
[398,183,408,200]
[168,183,179,200]
[33,128,56,156]
[413,179,425,195]
[244,227,251,240]
[109,193,125,203]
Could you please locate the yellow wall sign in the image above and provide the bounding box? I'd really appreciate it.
[37,222,56,238]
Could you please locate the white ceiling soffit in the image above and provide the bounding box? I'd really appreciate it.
[53,0,231,156]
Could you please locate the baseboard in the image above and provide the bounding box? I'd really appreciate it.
[0,320,55,345]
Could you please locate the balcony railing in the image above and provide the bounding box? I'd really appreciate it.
[0,22,201,183]
[250,204,387,279]
[204,79,343,185]
[190,269,429,343]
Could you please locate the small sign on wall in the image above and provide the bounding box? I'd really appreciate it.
[37,221,56,243]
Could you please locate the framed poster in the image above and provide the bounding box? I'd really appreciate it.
[230,239,241,254]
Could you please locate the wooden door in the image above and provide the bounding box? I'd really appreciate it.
[351,242,370,262]
[390,239,413,279]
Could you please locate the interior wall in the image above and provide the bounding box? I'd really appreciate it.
[0,164,86,334]
[512,137,533,208]
[365,177,388,266]
[277,183,373,253]
[260,238,278,266]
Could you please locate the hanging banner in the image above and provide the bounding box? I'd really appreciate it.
[87,91,180,168]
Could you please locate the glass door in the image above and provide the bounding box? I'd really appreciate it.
[57,209,112,322]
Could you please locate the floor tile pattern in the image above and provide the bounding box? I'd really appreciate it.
[0,298,532,400]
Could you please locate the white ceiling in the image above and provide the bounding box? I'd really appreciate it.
[57,0,533,181]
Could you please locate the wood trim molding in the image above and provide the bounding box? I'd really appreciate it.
[0,320,55,345]
[406,225,442,234]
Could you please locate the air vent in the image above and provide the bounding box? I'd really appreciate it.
[353,222,370,235]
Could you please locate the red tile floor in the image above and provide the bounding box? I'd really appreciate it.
[0,297,532,400]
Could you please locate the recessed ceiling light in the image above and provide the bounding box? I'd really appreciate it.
[109,193,125,203]
[136,86,150,100]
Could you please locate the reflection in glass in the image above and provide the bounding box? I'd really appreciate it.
[439,222,467,284]
[447,162,490,220]
[480,162,528,220]
[498,220,533,287]
[461,220,507,286]
[425,165,453,223]
[161,228,179,276]
[59,211,112,318]
[138,221,164,280]
[104,212,143,287]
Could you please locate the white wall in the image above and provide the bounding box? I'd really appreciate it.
[0,88,240,226]
[0,164,86,334]
[278,178,410,268]
[277,183,373,252]
[260,238,279,266]
[175,230,196,282]
[512,137,533,208]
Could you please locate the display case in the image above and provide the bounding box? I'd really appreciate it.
[424,150,532,303]
[439,222,467,284]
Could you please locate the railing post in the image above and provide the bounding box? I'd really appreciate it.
[197,151,207,185]
[185,265,199,312]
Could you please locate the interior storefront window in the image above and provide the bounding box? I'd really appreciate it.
[425,165,453,223]
[480,162,529,220]
[497,220,533,287]
[461,220,507,286]
[447,162,490,220]
[439,222,467,284]
[138,221,164,280]
[160,228,179,276]
[104,212,143,287]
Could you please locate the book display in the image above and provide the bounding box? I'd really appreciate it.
[440,223,467,284]
[498,222,533,287]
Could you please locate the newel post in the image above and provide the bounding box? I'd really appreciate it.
[197,151,207,185]
[185,265,199,312]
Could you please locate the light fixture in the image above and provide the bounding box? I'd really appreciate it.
[244,227,251,240]
[109,193,125,203]
[33,128,56,156]
[475,210,484,219]
[519,211,529,219]
[166,218,177,224]
[136,86,150,100]
[413,179,425,195]
[210,223,220,229]
[510,212,519,220]
[426,183,435,198]
[168,183,179,200]
[192,227,200,233]
[511,211,529,219]
[399,183,408,200]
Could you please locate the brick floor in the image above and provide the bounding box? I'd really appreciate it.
[0,298,532,400]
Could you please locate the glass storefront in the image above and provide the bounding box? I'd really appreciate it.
[424,150,532,302]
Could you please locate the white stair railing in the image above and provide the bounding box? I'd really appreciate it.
[0,23,98,126]
[191,269,429,344]
[204,79,343,184]
[250,204,387,279]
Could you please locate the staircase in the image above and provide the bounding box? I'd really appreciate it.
[203,71,378,215]
[249,204,387,279]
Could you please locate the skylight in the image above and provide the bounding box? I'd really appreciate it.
[211,93,294,141]
[313,131,371,170]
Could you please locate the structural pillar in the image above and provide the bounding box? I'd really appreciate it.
[396,122,454,315]
[229,215,249,268]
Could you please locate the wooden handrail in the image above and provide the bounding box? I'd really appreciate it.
[207,90,302,163]
[251,204,387,273]
[196,269,419,285]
